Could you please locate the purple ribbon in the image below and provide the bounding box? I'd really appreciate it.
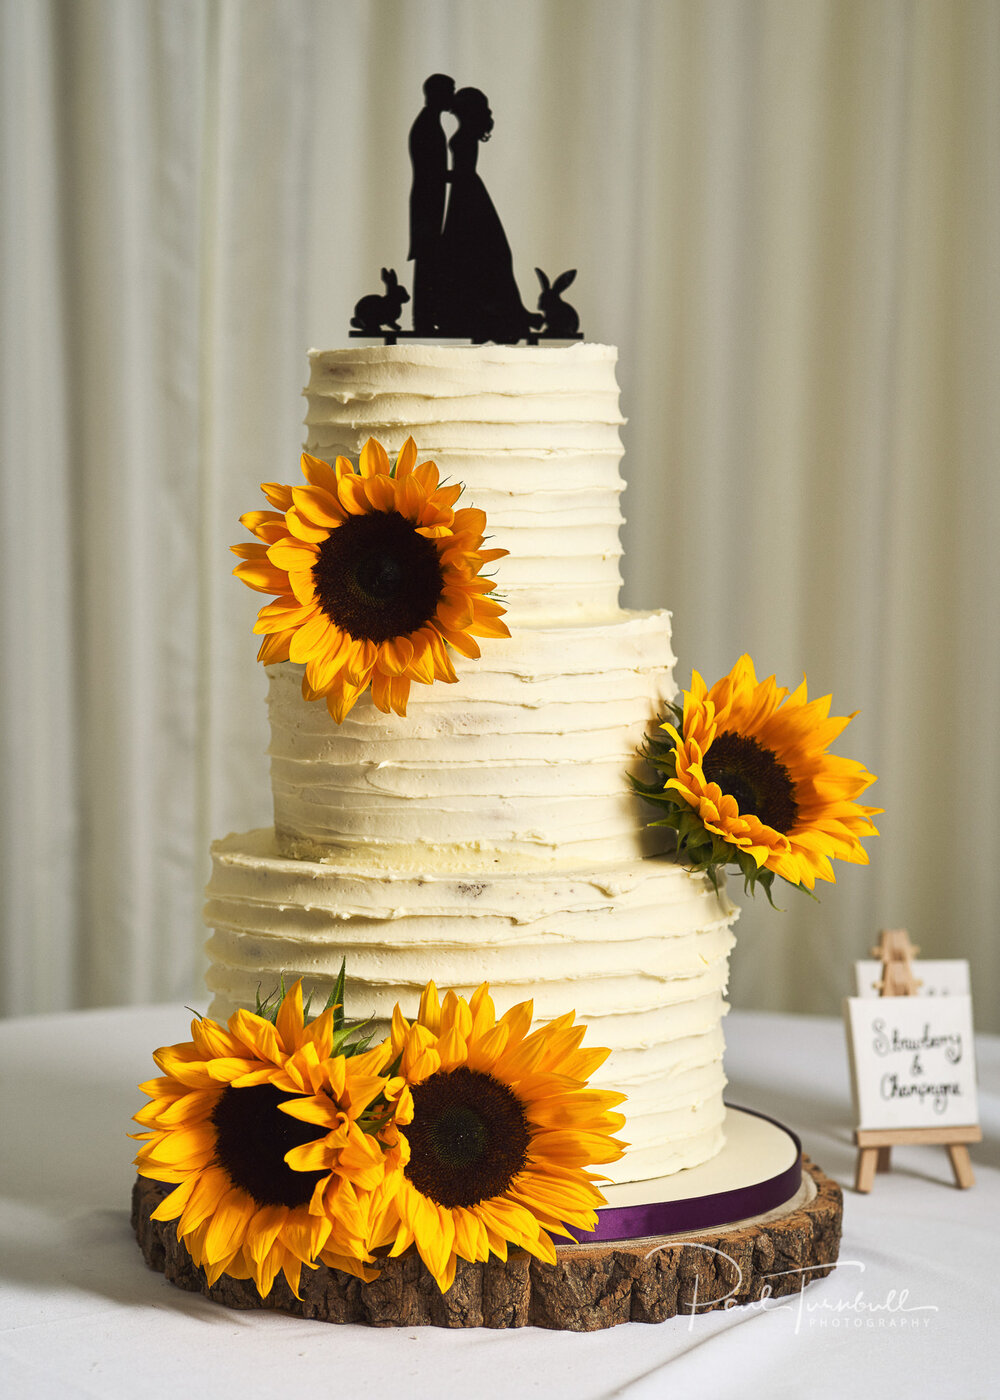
[566,1104,802,1244]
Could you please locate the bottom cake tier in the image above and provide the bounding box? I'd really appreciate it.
[203,829,739,1185]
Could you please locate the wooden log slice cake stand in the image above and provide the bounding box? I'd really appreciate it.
[132,1106,842,1332]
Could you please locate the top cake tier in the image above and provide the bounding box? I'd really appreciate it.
[304,344,626,626]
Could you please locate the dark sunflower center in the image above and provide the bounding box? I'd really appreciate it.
[701,730,799,834]
[404,1066,530,1209]
[312,509,445,644]
[211,1083,325,1209]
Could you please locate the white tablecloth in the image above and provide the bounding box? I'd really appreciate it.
[1,1004,995,1399]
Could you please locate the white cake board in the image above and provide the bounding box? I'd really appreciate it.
[586,1105,804,1242]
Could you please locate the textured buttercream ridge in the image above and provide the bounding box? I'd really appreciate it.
[206,829,739,924]
[204,884,738,949]
[268,610,675,676]
[308,392,623,409]
[306,342,619,369]
[207,827,735,909]
[203,927,735,990]
[304,408,625,426]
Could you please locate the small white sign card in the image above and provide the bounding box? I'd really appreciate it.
[844,994,980,1131]
[853,958,971,998]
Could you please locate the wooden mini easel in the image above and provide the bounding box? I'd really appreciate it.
[853,929,981,1192]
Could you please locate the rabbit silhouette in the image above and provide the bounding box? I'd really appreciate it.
[351,268,411,334]
[534,268,579,337]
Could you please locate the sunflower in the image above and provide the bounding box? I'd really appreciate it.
[133,980,393,1297]
[232,437,510,722]
[635,654,881,899]
[370,982,627,1294]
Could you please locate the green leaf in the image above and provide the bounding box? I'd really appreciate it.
[254,975,288,1026]
[331,1016,377,1058]
[326,957,348,1033]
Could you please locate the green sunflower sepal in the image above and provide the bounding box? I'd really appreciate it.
[630,705,803,909]
[254,959,379,1059]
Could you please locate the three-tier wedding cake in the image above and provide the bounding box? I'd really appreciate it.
[204,343,739,1185]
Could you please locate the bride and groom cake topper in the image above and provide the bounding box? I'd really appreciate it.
[351,74,582,344]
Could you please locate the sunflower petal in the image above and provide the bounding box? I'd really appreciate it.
[337,473,371,515]
[292,484,346,529]
[260,481,294,511]
[300,452,341,495]
[234,559,289,595]
[359,438,390,478]
[394,437,418,477]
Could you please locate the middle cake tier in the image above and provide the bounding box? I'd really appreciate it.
[267,610,678,868]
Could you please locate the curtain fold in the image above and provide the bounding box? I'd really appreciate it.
[3,0,998,1025]
[2,0,79,1012]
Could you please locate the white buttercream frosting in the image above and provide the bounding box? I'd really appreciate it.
[205,829,736,1186]
[204,345,740,1186]
[267,611,677,864]
[304,344,627,624]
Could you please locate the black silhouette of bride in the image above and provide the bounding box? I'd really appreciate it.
[433,88,540,343]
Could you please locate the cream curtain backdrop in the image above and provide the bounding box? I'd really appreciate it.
[3,0,998,1026]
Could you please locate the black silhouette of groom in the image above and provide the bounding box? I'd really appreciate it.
[408,74,455,334]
